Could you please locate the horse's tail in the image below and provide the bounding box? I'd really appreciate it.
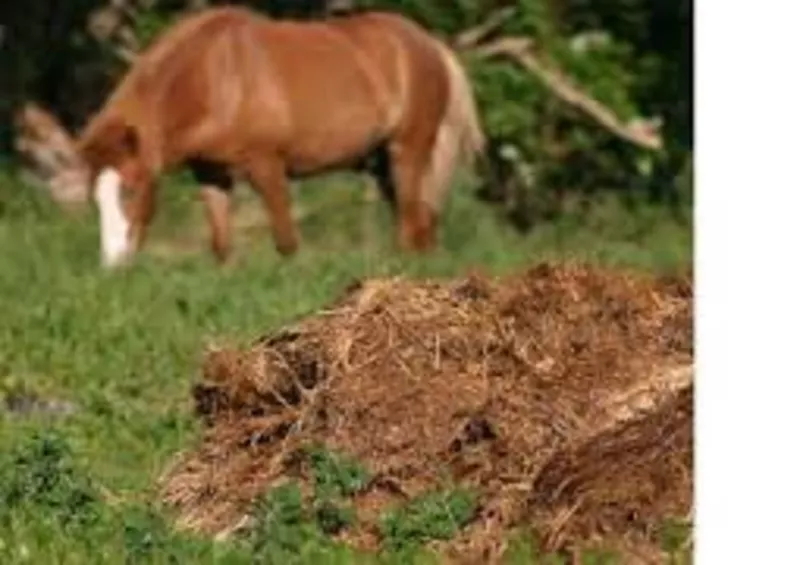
[422,41,486,213]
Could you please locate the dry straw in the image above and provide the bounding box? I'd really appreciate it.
[159,262,693,562]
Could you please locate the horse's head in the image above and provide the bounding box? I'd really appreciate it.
[78,117,151,268]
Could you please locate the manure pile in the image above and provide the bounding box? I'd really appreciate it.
[160,262,693,563]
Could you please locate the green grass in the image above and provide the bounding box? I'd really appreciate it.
[0,168,691,563]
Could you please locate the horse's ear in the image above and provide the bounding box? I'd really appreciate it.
[79,117,139,171]
[105,119,139,156]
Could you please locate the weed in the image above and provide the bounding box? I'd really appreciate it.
[379,488,477,553]
[502,532,622,565]
[660,517,692,565]
[0,430,100,530]
[248,482,335,564]
[306,444,372,500]
[122,507,179,564]
[304,445,371,535]
[579,549,620,565]
[246,446,373,559]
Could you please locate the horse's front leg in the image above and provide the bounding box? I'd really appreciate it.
[200,185,232,263]
[243,156,299,256]
[189,160,235,263]
[126,177,156,255]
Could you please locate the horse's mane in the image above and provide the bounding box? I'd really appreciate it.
[79,7,261,147]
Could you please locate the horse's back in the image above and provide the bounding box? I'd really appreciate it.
[328,11,450,95]
[226,19,391,171]
[236,11,449,171]
[328,12,451,136]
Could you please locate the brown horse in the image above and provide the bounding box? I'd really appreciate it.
[77,6,485,268]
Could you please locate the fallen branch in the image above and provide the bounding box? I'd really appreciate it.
[453,6,516,50]
[87,2,143,65]
[468,36,663,151]
[13,103,91,207]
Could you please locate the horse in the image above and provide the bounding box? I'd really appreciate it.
[77,6,486,268]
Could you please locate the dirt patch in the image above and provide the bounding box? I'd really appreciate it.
[159,262,693,562]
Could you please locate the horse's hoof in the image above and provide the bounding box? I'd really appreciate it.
[275,239,299,257]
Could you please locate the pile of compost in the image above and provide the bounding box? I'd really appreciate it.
[160,262,693,563]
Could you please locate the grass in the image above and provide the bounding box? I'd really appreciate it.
[0,168,691,563]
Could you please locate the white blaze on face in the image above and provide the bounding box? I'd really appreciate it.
[94,167,131,268]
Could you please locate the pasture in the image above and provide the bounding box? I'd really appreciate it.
[0,169,691,563]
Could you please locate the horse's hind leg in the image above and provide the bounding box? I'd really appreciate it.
[368,144,397,209]
[188,159,235,263]
[242,156,299,256]
[388,140,437,252]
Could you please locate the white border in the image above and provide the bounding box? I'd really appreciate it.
[696,1,800,562]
